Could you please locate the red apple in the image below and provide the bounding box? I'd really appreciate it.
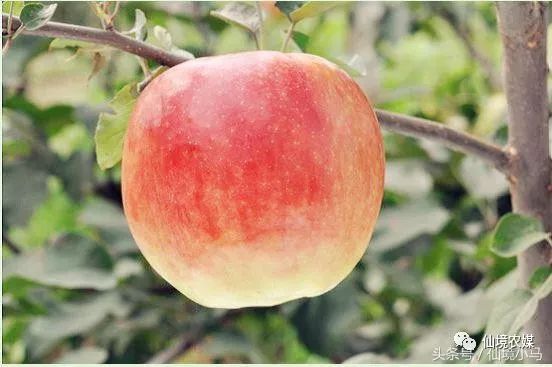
[122,51,384,308]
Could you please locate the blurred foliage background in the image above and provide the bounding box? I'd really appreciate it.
[2,1,551,364]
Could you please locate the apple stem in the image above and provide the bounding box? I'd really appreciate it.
[281,21,296,52]
[256,1,264,50]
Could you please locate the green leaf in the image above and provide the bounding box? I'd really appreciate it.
[9,177,80,247]
[344,353,392,364]
[2,1,26,16]
[288,1,339,22]
[475,274,552,362]
[291,31,310,51]
[210,3,260,35]
[54,347,108,364]
[79,198,138,255]
[275,1,305,20]
[114,258,144,280]
[94,83,138,170]
[130,9,147,41]
[2,160,49,227]
[385,159,433,198]
[28,293,130,342]
[327,54,367,77]
[483,288,534,338]
[153,25,173,51]
[491,213,550,257]
[371,198,450,253]
[48,122,91,159]
[151,26,195,60]
[529,266,552,289]
[19,3,57,31]
[276,1,338,22]
[292,277,362,357]
[3,233,117,290]
[459,156,508,199]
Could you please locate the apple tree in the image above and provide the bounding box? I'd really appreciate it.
[2,1,551,363]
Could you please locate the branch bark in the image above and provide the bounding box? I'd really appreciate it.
[497,2,552,362]
[375,110,511,172]
[2,14,189,66]
[2,13,513,175]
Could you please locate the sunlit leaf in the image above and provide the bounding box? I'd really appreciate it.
[275,1,305,20]
[328,54,367,77]
[459,156,508,199]
[79,198,137,255]
[94,83,137,170]
[344,353,392,364]
[28,293,129,341]
[385,159,433,198]
[114,258,144,280]
[3,233,116,290]
[153,25,173,51]
[20,3,57,31]
[48,122,91,159]
[491,213,550,257]
[475,274,552,363]
[54,347,108,364]
[287,1,339,22]
[130,9,147,41]
[210,3,260,34]
[2,1,26,16]
[152,25,194,60]
[371,198,450,253]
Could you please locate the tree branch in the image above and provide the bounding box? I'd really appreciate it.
[2,14,189,67]
[147,309,243,363]
[2,233,21,254]
[497,1,552,362]
[2,13,513,174]
[375,109,511,172]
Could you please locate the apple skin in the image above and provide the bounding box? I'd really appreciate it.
[122,51,384,308]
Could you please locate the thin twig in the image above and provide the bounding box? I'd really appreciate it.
[137,56,151,77]
[2,14,190,66]
[281,22,295,52]
[375,109,511,172]
[138,65,168,92]
[440,9,502,90]
[106,1,120,30]
[252,32,260,51]
[3,233,21,254]
[256,1,264,50]
[2,13,513,175]
[2,2,15,55]
[147,310,243,363]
